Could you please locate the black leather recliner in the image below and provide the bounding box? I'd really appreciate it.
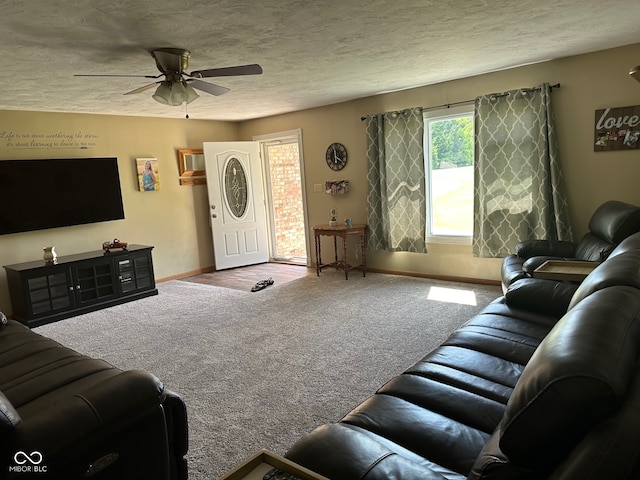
[501,200,640,290]
[0,321,188,479]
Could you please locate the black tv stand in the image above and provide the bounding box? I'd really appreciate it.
[3,245,158,327]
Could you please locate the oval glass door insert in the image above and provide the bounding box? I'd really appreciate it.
[224,157,248,218]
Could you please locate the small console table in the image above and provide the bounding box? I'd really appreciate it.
[3,245,158,327]
[313,224,367,279]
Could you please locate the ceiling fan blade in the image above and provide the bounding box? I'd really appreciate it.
[123,81,161,95]
[74,74,162,79]
[189,64,263,78]
[187,79,230,96]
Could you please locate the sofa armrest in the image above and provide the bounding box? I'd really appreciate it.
[162,390,189,480]
[521,255,581,276]
[501,255,527,292]
[0,390,21,433]
[505,278,577,319]
[516,239,577,259]
[17,370,165,454]
[287,423,448,480]
[74,370,165,424]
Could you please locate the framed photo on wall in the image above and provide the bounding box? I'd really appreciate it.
[136,157,160,191]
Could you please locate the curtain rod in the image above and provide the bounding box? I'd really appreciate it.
[360,83,560,121]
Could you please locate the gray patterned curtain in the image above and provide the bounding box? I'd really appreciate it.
[473,84,573,257]
[365,108,426,253]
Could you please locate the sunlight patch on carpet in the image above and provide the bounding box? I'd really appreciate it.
[427,286,477,306]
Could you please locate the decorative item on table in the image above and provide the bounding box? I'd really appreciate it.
[329,207,338,227]
[325,180,349,195]
[102,238,129,253]
[344,218,353,228]
[43,246,57,265]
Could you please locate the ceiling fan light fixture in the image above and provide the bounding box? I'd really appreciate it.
[170,80,188,105]
[630,65,640,83]
[185,83,200,104]
[152,79,199,106]
[152,82,172,105]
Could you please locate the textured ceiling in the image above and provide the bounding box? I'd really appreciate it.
[1,0,639,121]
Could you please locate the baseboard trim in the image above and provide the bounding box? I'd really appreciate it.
[157,266,215,283]
[365,267,501,286]
[158,265,500,287]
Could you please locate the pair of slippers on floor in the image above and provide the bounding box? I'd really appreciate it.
[251,277,274,292]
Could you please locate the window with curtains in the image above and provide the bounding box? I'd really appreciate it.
[473,84,572,257]
[365,108,427,253]
[423,105,474,244]
[366,85,570,258]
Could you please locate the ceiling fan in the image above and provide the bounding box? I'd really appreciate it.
[75,48,263,106]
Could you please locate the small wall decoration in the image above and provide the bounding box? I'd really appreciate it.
[177,148,206,186]
[136,157,160,191]
[325,180,349,195]
[594,105,640,151]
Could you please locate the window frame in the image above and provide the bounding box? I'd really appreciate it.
[423,104,475,245]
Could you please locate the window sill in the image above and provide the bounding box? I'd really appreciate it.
[427,235,472,246]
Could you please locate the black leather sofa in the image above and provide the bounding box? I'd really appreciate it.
[0,319,188,479]
[285,233,640,479]
[501,200,640,291]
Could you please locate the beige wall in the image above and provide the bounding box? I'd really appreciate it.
[1,42,639,314]
[239,42,640,282]
[0,111,238,313]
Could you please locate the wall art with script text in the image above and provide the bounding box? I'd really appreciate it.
[594,105,640,151]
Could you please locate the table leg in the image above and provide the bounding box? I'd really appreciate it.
[361,232,366,277]
[333,236,338,270]
[343,234,349,279]
[315,233,321,276]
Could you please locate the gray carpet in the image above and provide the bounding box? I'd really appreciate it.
[34,270,501,479]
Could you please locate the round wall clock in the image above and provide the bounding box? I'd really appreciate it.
[326,143,348,171]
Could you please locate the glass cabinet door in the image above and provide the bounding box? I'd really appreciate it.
[27,272,73,316]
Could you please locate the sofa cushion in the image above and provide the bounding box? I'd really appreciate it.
[568,251,640,310]
[548,366,640,479]
[515,240,576,259]
[588,200,640,245]
[498,286,640,472]
[607,231,640,259]
[574,232,615,261]
[286,423,462,480]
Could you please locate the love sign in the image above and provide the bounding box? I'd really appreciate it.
[594,105,640,151]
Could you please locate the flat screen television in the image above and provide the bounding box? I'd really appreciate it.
[0,157,125,235]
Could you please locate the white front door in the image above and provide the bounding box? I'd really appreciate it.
[203,141,269,270]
